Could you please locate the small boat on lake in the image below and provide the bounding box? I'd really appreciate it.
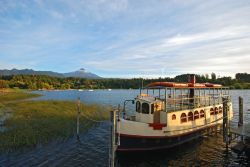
[116,75,233,151]
[88,89,94,92]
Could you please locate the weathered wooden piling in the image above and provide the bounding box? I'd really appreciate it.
[222,97,229,147]
[76,97,80,140]
[238,96,243,127]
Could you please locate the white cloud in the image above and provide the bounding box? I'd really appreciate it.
[83,24,250,77]
[1,0,250,77]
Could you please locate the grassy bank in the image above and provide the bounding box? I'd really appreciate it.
[0,90,109,152]
[0,89,41,122]
[0,88,41,103]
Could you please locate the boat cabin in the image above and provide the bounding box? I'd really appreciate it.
[135,94,165,123]
[123,75,230,125]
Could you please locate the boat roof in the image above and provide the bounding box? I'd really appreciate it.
[146,82,226,89]
[147,86,227,89]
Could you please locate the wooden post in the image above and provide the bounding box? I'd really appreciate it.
[223,97,229,147]
[238,96,243,127]
[109,109,117,167]
[215,125,217,135]
[164,88,167,112]
[208,89,210,106]
[77,97,80,140]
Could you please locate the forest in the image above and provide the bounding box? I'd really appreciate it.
[0,73,250,90]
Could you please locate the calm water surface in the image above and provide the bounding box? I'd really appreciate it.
[0,89,250,166]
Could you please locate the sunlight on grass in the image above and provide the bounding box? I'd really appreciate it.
[0,90,110,152]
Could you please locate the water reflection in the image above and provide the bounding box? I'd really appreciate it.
[0,89,249,166]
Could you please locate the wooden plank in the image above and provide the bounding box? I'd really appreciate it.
[230,123,250,138]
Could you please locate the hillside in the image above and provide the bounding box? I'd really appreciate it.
[0,68,101,79]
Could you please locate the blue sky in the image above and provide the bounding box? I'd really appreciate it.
[1,0,250,78]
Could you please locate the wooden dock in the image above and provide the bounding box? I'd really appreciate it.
[225,97,250,153]
[230,123,250,138]
[228,96,249,139]
[230,123,250,152]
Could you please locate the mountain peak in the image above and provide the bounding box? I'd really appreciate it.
[64,68,101,79]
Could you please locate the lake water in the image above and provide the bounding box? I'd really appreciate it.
[1,89,250,166]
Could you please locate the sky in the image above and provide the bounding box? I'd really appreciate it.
[1,0,250,78]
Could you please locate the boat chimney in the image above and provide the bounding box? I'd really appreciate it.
[188,74,196,84]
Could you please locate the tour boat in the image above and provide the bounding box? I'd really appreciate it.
[115,75,233,151]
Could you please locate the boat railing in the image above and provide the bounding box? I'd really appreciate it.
[166,94,230,112]
[122,100,136,120]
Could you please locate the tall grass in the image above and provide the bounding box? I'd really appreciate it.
[0,90,110,152]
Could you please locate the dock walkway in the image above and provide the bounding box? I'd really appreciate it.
[230,123,250,138]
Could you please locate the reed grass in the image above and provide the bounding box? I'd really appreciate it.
[0,88,41,103]
[0,90,110,152]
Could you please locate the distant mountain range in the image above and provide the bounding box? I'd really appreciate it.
[0,68,101,79]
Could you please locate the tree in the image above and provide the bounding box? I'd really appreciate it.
[61,83,71,89]
[205,74,209,80]
[211,72,216,81]
[41,82,53,89]
[0,80,9,88]
[236,73,250,82]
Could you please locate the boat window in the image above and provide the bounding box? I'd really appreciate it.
[200,110,205,118]
[194,110,199,120]
[142,103,149,114]
[172,114,176,120]
[151,104,154,114]
[210,108,214,115]
[188,112,193,121]
[180,113,187,123]
[136,101,141,113]
[219,106,223,113]
[215,107,218,114]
